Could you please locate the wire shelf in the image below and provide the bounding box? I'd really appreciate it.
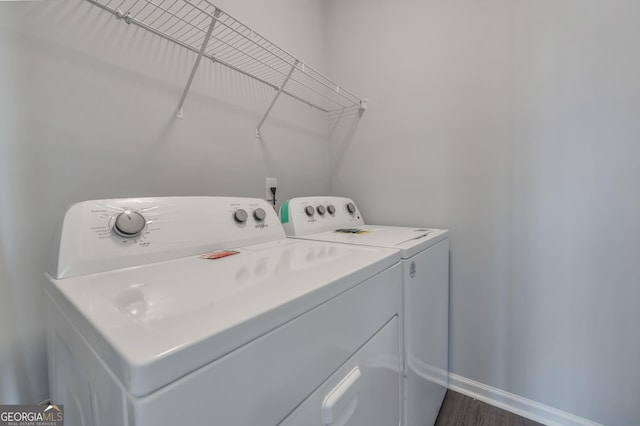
[86,0,366,133]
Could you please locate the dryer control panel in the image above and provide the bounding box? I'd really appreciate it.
[280,196,365,236]
[51,197,284,279]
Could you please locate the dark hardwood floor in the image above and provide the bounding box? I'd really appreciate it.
[435,390,544,426]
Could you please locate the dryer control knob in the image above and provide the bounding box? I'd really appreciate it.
[316,205,326,215]
[346,202,357,214]
[327,205,336,215]
[305,206,315,217]
[234,209,248,223]
[253,208,266,221]
[113,210,146,238]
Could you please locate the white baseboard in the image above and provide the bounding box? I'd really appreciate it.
[448,373,602,426]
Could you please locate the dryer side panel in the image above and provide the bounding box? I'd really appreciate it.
[45,291,130,426]
[403,238,450,426]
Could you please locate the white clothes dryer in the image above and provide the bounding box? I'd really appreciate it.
[280,196,449,426]
[45,196,403,426]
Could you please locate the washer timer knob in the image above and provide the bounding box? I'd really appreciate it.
[327,205,336,214]
[234,209,248,223]
[346,202,357,214]
[305,206,315,217]
[253,208,266,221]
[113,210,146,238]
[316,205,326,215]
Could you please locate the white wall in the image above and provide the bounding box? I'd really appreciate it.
[510,2,640,423]
[326,0,640,425]
[0,0,329,404]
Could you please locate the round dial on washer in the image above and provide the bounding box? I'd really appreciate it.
[253,208,266,221]
[234,209,248,223]
[113,210,146,238]
[346,202,357,214]
[304,206,315,217]
[327,204,336,214]
[316,205,326,215]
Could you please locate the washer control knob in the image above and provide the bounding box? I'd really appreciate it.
[327,205,336,215]
[234,209,248,223]
[316,205,326,215]
[346,202,357,214]
[305,206,315,217]
[253,208,266,221]
[113,210,146,238]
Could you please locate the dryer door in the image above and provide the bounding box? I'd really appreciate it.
[279,316,401,426]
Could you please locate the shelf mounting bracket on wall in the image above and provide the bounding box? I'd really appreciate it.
[176,8,222,119]
[256,60,299,138]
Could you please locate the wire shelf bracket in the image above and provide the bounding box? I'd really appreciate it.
[86,0,367,134]
[176,8,221,119]
[256,59,298,138]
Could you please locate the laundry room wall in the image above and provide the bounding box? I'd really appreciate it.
[509,2,640,424]
[326,0,640,425]
[0,0,330,404]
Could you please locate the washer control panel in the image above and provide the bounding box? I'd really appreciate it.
[280,196,364,237]
[52,197,285,279]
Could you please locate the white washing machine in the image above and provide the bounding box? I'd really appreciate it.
[45,196,404,426]
[280,196,449,426]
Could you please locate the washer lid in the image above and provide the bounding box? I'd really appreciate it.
[296,226,449,259]
[46,238,399,397]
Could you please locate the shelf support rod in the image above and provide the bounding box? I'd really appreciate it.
[256,59,299,138]
[176,9,221,119]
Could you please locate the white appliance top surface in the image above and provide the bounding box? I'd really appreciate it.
[47,238,400,397]
[281,197,448,258]
[299,225,449,259]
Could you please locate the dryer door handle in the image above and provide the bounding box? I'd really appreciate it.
[321,366,362,426]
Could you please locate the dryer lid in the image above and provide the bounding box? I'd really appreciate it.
[300,226,449,259]
[46,238,399,397]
